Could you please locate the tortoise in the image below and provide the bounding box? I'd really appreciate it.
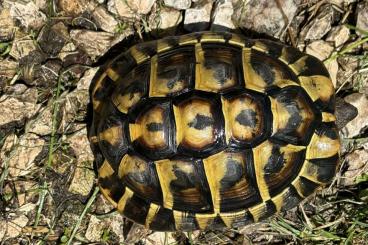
[88,31,340,231]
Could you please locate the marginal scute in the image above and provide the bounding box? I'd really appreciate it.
[269,86,318,145]
[195,43,243,93]
[111,63,149,114]
[149,46,195,97]
[97,105,128,168]
[203,151,261,212]
[155,158,212,211]
[306,123,340,160]
[253,140,306,198]
[118,154,162,204]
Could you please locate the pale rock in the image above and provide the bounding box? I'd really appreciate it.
[85,215,106,242]
[68,163,95,196]
[111,0,155,18]
[341,149,368,186]
[146,232,176,245]
[34,0,48,11]
[341,93,368,138]
[9,35,38,61]
[326,25,350,48]
[0,134,17,162]
[212,0,235,30]
[70,30,116,60]
[67,129,94,164]
[7,133,45,177]
[149,6,182,31]
[233,0,300,37]
[356,1,368,36]
[336,56,358,89]
[184,0,213,32]
[3,215,29,238]
[92,6,119,33]
[107,215,126,242]
[0,219,5,241]
[301,4,334,40]
[0,59,18,86]
[0,8,16,41]
[67,129,94,196]
[14,180,39,207]
[306,40,338,87]
[58,0,89,16]
[164,0,191,10]
[0,96,40,128]
[26,105,53,136]
[8,0,47,30]
[4,85,38,104]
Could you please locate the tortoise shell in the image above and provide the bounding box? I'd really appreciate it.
[88,32,340,231]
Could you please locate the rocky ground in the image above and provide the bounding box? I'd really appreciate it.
[0,0,367,244]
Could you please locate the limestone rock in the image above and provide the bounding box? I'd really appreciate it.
[301,4,335,40]
[92,6,119,33]
[8,1,47,30]
[212,0,235,30]
[184,0,213,32]
[70,30,116,60]
[326,25,350,48]
[58,0,89,16]
[7,133,45,178]
[109,0,156,18]
[0,8,16,42]
[164,0,191,10]
[149,6,182,31]
[341,149,368,186]
[356,1,368,37]
[0,95,41,130]
[234,0,300,37]
[341,93,368,138]
[9,35,39,61]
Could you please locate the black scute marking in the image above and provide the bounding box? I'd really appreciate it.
[94,76,115,101]
[158,68,181,89]
[298,176,319,197]
[308,154,339,183]
[171,165,197,190]
[235,109,257,128]
[169,161,213,212]
[258,200,277,221]
[280,186,303,212]
[205,60,232,85]
[220,159,243,189]
[251,61,275,85]
[149,208,176,231]
[146,122,163,132]
[188,114,214,130]
[316,123,338,140]
[264,146,285,174]
[135,41,157,56]
[99,174,125,202]
[122,194,150,225]
[298,55,330,77]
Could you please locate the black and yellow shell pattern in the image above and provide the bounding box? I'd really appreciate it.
[88,32,340,231]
